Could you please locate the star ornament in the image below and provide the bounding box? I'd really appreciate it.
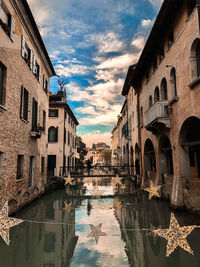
[64,173,74,186]
[0,202,23,245]
[144,180,161,199]
[121,184,127,190]
[112,174,123,187]
[152,213,197,257]
[88,223,107,243]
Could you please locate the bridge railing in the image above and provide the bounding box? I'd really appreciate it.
[60,165,135,177]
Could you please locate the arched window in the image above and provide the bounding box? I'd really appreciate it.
[160,78,168,101]
[190,38,200,81]
[149,95,152,108]
[170,68,177,98]
[48,127,58,142]
[154,87,159,103]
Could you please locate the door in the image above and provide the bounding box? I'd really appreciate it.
[28,156,35,187]
[47,155,56,177]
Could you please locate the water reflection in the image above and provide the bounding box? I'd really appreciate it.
[0,177,200,266]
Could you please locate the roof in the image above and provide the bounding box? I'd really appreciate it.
[49,102,79,125]
[121,64,137,96]
[22,0,56,76]
[131,0,183,88]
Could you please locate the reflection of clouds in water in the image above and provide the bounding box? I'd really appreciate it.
[72,199,129,267]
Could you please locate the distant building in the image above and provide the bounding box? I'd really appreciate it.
[87,143,111,165]
[0,0,55,212]
[47,90,79,176]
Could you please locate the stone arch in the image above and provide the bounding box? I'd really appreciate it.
[144,139,156,183]
[170,67,177,99]
[8,199,18,210]
[179,116,200,179]
[21,192,30,202]
[190,38,200,80]
[154,87,160,103]
[160,78,168,101]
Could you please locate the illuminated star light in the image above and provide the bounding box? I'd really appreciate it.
[144,180,161,199]
[64,173,74,186]
[88,223,107,243]
[121,184,127,190]
[0,202,23,245]
[152,212,197,257]
[112,174,123,187]
[77,178,82,183]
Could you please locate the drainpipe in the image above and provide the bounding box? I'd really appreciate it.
[137,87,143,186]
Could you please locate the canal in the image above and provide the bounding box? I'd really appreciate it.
[1,177,200,267]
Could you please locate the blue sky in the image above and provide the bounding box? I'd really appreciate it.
[28,0,163,147]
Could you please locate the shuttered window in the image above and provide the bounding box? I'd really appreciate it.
[16,155,24,180]
[0,1,15,41]
[48,127,58,142]
[20,86,30,122]
[0,62,6,106]
[32,98,38,130]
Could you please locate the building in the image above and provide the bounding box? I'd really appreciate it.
[0,0,55,212]
[47,90,79,177]
[130,0,200,212]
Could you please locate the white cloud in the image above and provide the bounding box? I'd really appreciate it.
[81,131,112,147]
[89,32,124,54]
[141,19,153,28]
[55,64,91,77]
[131,36,145,50]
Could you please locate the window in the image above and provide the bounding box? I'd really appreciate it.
[0,62,6,106]
[28,156,35,187]
[160,78,168,100]
[33,59,41,82]
[68,116,70,124]
[149,95,152,108]
[159,46,164,63]
[43,74,48,93]
[68,131,70,145]
[0,152,3,182]
[32,98,38,131]
[16,155,24,180]
[196,42,200,77]
[167,30,174,49]
[153,57,157,72]
[146,72,150,83]
[190,38,200,82]
[154,87,160,102]
[0,1,15,41]
[43,110,46,131]
[20,86,30,122]
[49,109,58,117]
[48,127,58,142]
[41,157,45,175]
[170,68,177,99]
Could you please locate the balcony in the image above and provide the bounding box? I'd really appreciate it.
[30,125,43,138]
[145,100,170,133]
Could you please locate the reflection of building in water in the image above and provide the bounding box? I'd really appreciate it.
[0,194,79,267]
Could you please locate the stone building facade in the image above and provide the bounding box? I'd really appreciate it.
[47,90,79,177]
[130,0,200,213]
[0,0,55,212]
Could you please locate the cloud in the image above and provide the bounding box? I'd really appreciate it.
[148,0,163,9]
[131,36,145,50]
[55,64,91,77]
[81,131,112,147]
[89,32,124,54]
[141,19,153,28]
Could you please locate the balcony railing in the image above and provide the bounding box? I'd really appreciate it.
[30,125,43,138]
[145,100,170,131]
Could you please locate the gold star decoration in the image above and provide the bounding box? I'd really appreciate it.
[77,178,82,183]
[64,173,74,186]
[0,202,23,245]
[88,223,107,243]
[144,180,161,199]
[121,184,127,190]
[112,174,123,187]
[63,201,74,213]
[152,212,197,257]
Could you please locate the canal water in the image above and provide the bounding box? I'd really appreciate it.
[1,177,200,267]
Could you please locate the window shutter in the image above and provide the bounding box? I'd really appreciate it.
[30,50,33,70]
[38,65,41,83]
[43,74,46,89]
[9,15,15,42]
[56,127,58,142]
[20,85,24,119]
[32,55,36,74]
[27,92,30,122]
[21,36,26,58]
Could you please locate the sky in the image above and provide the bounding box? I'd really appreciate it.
[27,0,163,147]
